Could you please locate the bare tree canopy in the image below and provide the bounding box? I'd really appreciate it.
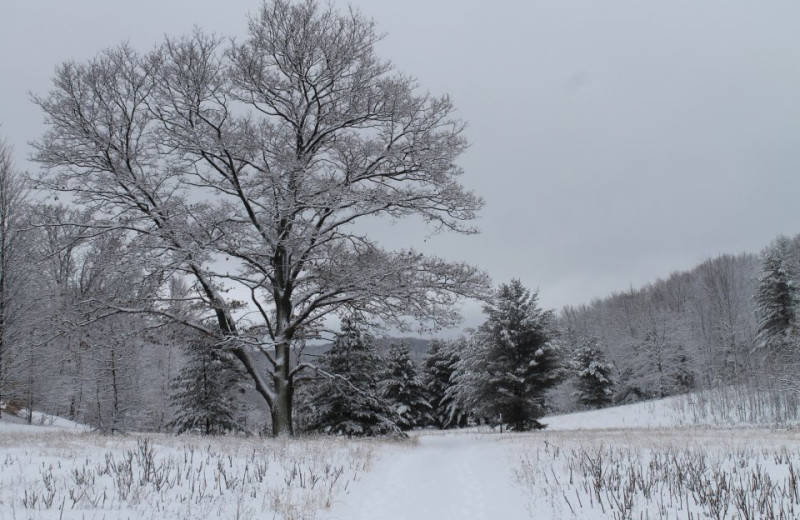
[32,0,488,435]
[0,132,30,419]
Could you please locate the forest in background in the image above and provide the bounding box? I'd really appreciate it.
[0,154,794,434]
[554,252,759,408]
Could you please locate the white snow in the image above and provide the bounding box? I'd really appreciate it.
[0,423,379,520]
[544,395,690,430]
[546,389,800,430]
[322,432,530,520]
[3,392,798,519]
[0,410,87,433]
[321,392,800,519]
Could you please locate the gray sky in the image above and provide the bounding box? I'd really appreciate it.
[2,0,800,331]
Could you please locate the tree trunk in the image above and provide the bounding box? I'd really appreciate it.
[0,307,3,420]
[0,323,3,420]
[26,345,34,424]
[271,340,294,436]
[111,346,120,433]
[0,232,6,420]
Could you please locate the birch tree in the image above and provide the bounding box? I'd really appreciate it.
[32,0,487,435]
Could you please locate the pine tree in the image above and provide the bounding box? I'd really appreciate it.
[451,279,566,431]
[755,237,799,350]
[572,336,615,409]
[298,319,402,436]
[423,339,468,428]
[378,343,432,430]
[168,337,243,435]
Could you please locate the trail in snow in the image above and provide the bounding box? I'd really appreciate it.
[322,432,530,520]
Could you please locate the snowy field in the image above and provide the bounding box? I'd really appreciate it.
[3,395,799,520]
[0,418,386,520]
[323,395,800,520]
[512,428,800,519]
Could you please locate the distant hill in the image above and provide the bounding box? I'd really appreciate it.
[299,337,432,365]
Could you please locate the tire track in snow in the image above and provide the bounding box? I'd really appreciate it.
[322,432,529,520]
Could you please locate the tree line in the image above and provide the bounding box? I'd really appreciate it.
[557,253,759,405]
[295,280,567,436]
[554,245,800,417]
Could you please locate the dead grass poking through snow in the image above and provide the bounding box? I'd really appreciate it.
[511,428,800,520]
[0,431,395,520]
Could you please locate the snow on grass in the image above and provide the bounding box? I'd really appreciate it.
[545,388,800,431]
[0,428,394,520]
[672,386,800,428]
[510,427,800,519]
[319,392,800,520]
[508,391,800,518]
[4,391,799,520]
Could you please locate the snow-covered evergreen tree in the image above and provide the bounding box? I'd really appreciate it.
[572,336,615,409]
[378,343,432,430]
[450,280,566,430]
[755,236,799,351]
[422,339,468,428]
[168,337,243,435]
[298,319,402,436]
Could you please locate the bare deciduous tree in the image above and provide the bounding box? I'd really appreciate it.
[0,133,29,418]
[695,254,758,384]
[32,0,488,435]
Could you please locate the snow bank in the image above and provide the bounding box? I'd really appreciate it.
[545,388,800,431]
[0,410,87,433]
[544,395,690,430]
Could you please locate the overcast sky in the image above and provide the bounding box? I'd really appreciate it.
[2,0,800,331]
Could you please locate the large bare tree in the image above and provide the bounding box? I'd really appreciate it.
[33,0,487,435]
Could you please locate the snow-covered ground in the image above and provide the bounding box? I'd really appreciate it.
[321,432,529,520]
[322,394,800,520]
[545,396,692,430]
[546,389,800,430]
[0,419,382,520]
[0,410,88,433]
[3,394,799,519]
[319,427,800,520]
[511,426,800,519]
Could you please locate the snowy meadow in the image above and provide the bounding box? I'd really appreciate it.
[506,393,800,519]
[0,426,391,520]
[3,394,800,520]
[512,428,800,520]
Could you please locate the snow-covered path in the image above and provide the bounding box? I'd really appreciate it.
[322,432,530,520]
